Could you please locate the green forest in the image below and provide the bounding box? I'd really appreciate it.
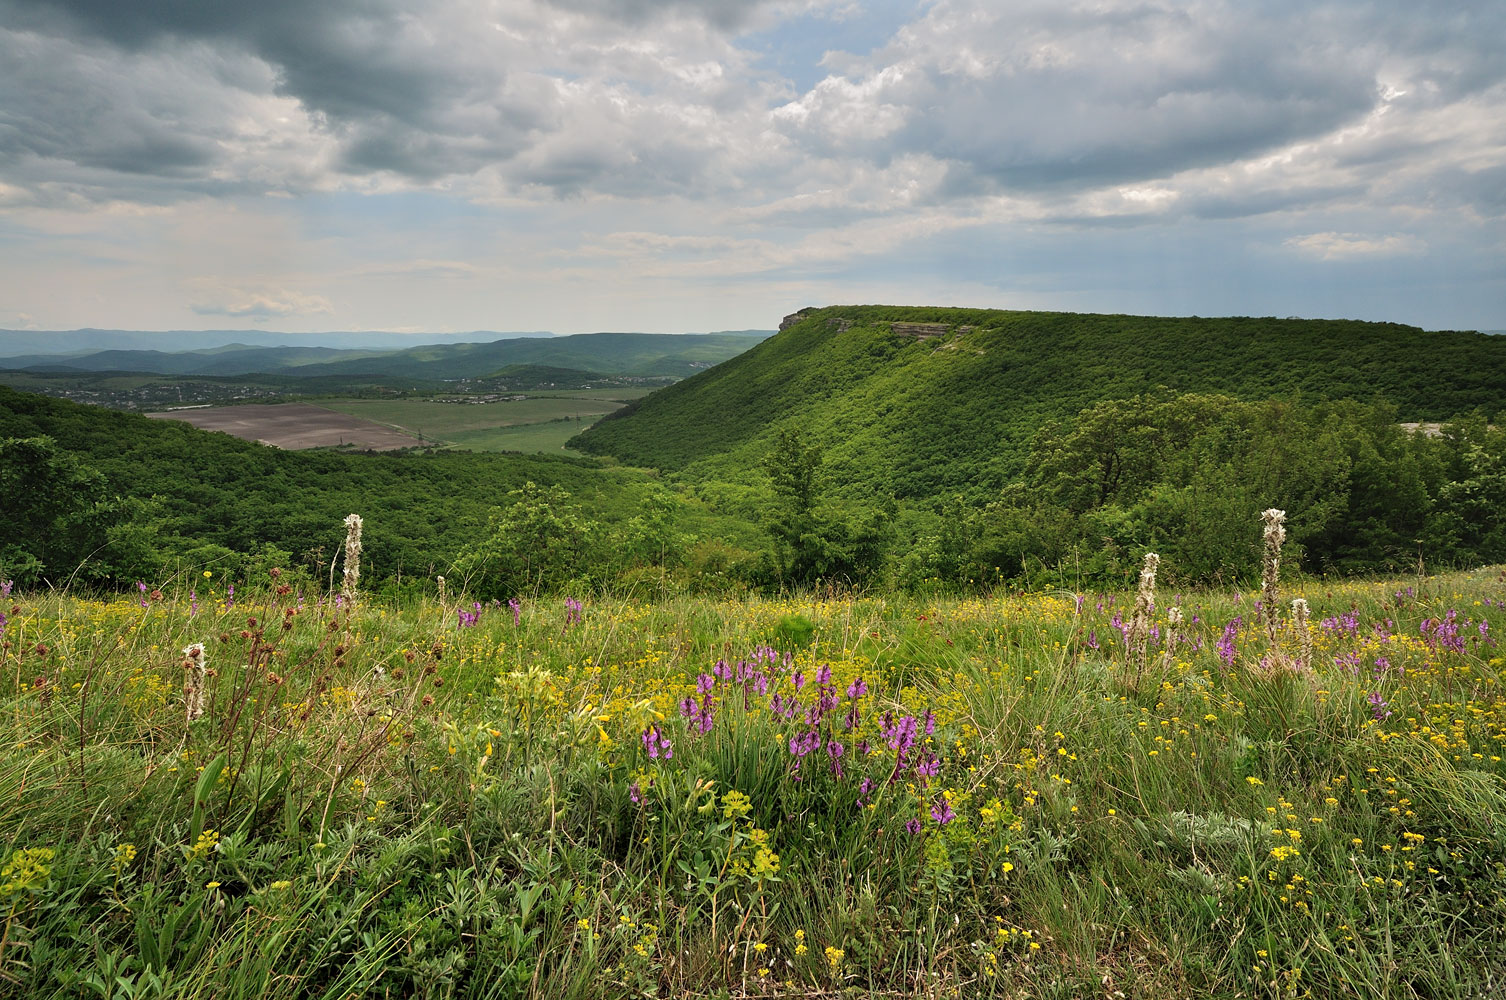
[3,307,1505,595]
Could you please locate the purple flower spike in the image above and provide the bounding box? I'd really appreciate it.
[641,724,673,760]
[905,819,922,835]
[846,677,868,700]
[930,797,955,825]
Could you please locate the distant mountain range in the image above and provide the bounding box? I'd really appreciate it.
[0,329,550,355]
[0,330,775,378]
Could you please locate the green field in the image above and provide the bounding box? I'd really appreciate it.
[319,391,655,452]
[444,418,600,453]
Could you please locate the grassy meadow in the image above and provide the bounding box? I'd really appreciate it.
[1,564,1503,998]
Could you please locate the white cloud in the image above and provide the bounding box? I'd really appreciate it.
[1284,232,1427,259]
[190,284,334,319]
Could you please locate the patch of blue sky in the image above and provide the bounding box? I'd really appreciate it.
[738,1,924,93]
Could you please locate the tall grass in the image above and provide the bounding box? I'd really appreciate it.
[1,568,1503,997]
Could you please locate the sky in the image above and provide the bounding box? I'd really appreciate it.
[0,0,1502,335]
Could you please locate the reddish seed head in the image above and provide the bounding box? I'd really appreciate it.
[269,567,282,578]
[421,694,434,706]
[432,677,444,687]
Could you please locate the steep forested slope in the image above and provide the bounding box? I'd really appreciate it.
[570,306,1506,497]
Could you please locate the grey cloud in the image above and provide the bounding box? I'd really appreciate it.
[538,0,773,30]
[775,1,1393,194]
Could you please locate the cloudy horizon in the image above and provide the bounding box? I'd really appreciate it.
[1,0,1502,334]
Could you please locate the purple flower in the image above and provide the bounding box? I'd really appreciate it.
[842,701,861,731]
[930,797,955,825]
[846,677,868,700]
[792,669,806,692]
[713,658,734,681]
[1216,618,1242,669]
[923,710,936,736]
[509,598,521,625]
[1367,691,1392,721]
[629,782,642,805]
[189,590,198,617]
[914,751,940,781]
[564,598,582,626]
[0,580,11,599]
[226,583,235,610]
[697,673,716,696]
[789,728,821,759]
[815,664,832,686]
[905,819,922,835]
[641,724,673,760]
[1087,629,1099,650]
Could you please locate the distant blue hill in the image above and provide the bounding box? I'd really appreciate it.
[0,329,553,356]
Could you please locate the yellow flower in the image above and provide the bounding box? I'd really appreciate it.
[205,881,221,889]
[1246,777,1264,786]
[824,946,844,970]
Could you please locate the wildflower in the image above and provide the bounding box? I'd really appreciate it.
[0,580,10,598]
[640,724,673,760]
[205,881,221,889]
[1125,552,1159,668]
[182,643,209,723]
[342,513,363,602]
[564,598,582,625]
[112,843,137,874]
[905,818,922,835]
[846,677,867,699]
[187,829,219,861]
[1367,691,1392,721]
[508,597,521,625]
[1260,509,1286,645]
[721,790,752,820]
[930,796,956,825]
[794,929,808,956]
[1217,617,1242,670]
[268,880,292,891]
[0,848,54,897]
[1290,598,1312,669]
[824,946,844,970]
[629,782,642,805]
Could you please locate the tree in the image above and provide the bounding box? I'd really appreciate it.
[451,482,598,598]
[760,430,888,589]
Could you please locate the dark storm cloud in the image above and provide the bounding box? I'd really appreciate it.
[1,0,556,189]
